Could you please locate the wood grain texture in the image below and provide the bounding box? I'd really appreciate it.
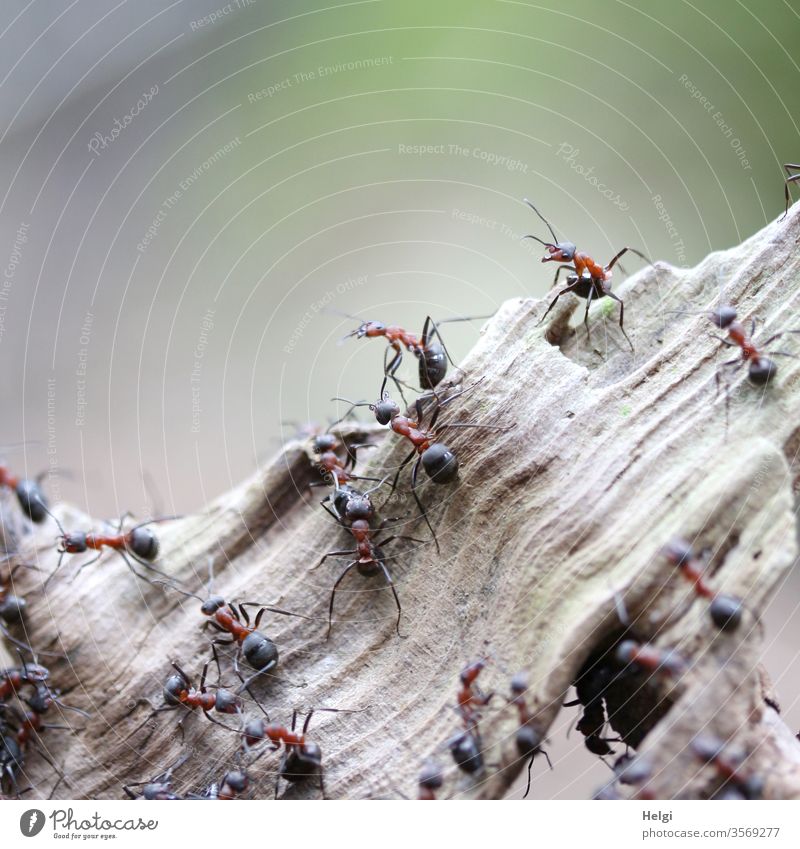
[6,207,800,800]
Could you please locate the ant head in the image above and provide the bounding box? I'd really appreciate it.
[710,306,738,329]
[421,443,459,484]
[516,725,544,757]
[14,480,48,524]
[222,770,249,794]
[200,595,226,616]
[418,761,444,791]
[344,493,373,522]
[163,673,187,705]
[214,689,240,714]
[128,527,159,561]
[242,631,279,671]
[0,594,26,623]
[299,740,322,767]
[27,685,52,714]
[313,434,338,454]
[354,320,385,338]
[662,537,695,568]
[142,782,173,800]
[709,594,743,632]
[21,662,49,683]
[370,395,399,425]
[510,671,528,696]
[614,640,638,666]
[541,241,577,263]
[62,531,87,553]
[748,357,778,385]
[244,718,267,746]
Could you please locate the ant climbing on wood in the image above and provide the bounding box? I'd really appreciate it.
[337,311,492,403]
[306,426,381,491]
[315,482,426,637]
[340,382,509,551]
[523,199,651,351]
[0,464,48,524]
[662,538,744,632]
[691,734,763,800]
[457,659,495,729]
[44,509,180,588]
[508,672,552,798]
[781,162,800,220]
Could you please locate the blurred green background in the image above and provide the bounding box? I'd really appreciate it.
[0,0,798,797]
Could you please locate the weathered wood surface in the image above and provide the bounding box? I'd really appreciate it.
[6,206,800,800]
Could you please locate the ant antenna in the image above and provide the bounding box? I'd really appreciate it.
[523,198,559,245]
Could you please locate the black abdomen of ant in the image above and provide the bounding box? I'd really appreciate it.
[449,730,484,774]
[14,480,49,524]
[127,527,159,560]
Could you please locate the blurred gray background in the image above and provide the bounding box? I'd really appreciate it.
[0,0,798,798]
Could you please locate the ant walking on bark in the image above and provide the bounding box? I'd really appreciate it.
[315,481,426,637]
[508,672,552,798]
[43,509,180,588]
[523,199,652,351]
[691,734,763,800]
[337,311,492,403]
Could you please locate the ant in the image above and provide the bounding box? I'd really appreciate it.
[307,427,381,492]
[0,464,49,524]
[315,482,426,637]
[261,709,331,799]
[508,672,552,798]
[662,538,744,632]
[456,660,495,729]
[342,382,508,551]
[123,753,190,800]
[691,734,763,800]
[564,660,619,759]
[523,199,651,351]
[615,640,686,679]
[339,311,491,403]
[1,661,50,702]
[781,162,800,219]
[44,510,179,587]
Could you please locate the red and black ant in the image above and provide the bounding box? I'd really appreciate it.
[44,510,180,588]
[523,199,651,351]
[508,672,552,798]
[307,427,381,492]
[338,311,491,402]
[781,162,800,220]
[260,709,333,799]
[341,383,508,551]
[662,538,744,632]
[456,659,495,729]
[691,734,763,800]
[0,464,49,524]
[315,482,426,637]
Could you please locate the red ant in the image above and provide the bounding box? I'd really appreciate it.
[44,510,179,587]
[0,464,48,524]
[508,672,552,798]
[781,162,800,219]
[342,383,508,551]
[691,734,763,800]
[614,640,686,678]
[523,199,651,351]
[457,660,495,729]
[417,761,444,800]
[260,709,333,799]
[307,427,381,492]
[315,482,425,637]
[662,538,744,632]
[339,311,491,402]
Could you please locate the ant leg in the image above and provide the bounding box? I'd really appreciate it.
[782,164,800,219]
[375,560,404,637]
[71,552,104,581]
[410,456,439,554]
[381,344,408,407]
[522,753,534,799]
[762,328,800,346]
[536,281,580,327]
[43,551,67,588]
[605,290,634,353]
[552,264,575,287]
[382,448,417,507]
[327,560,359,639]
[605,246,652,272]
[582,287,596,344]
[311,548,357,572]
[542,749,554,770]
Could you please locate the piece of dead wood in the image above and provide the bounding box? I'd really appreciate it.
[5,207,800,800]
